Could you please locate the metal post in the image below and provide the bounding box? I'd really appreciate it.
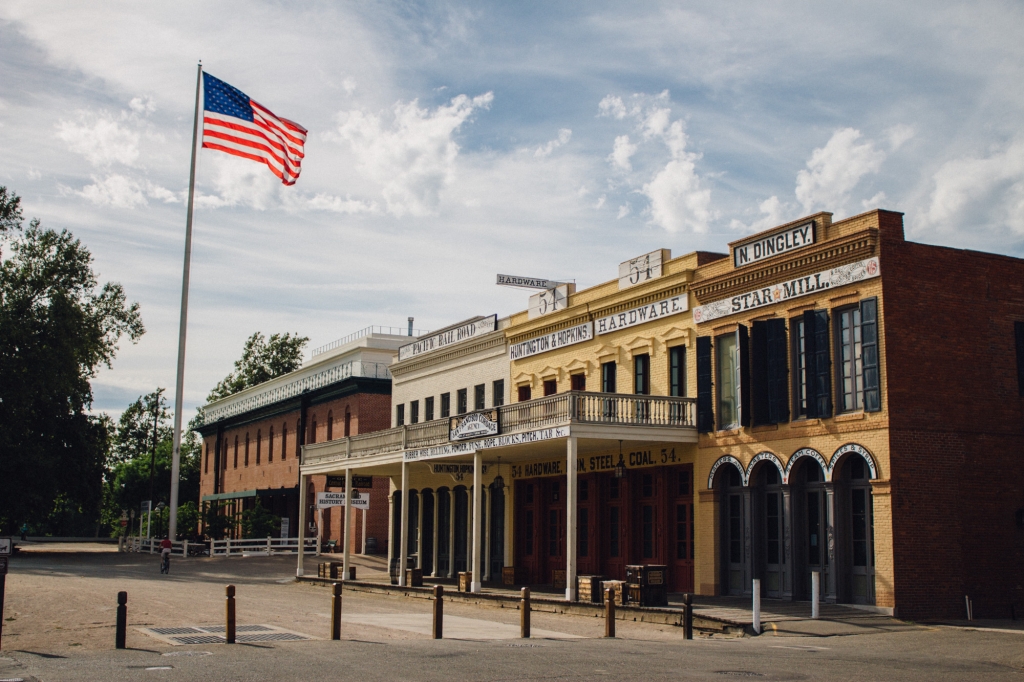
[521,587,531,638]
[225,585,236,644]
[116,591,127,649]
[362,507,367,555]
[432,585,444,639]
[684,593,693,640]
[342,468,352,580]
[811,571,820,620]
[168,62,204,540]
[565,436,578,601]
[296,474,308,577]
[0,574,5,652]
[399,461,409,586]
[471,452,482,593]
[331,583,342,640]
[448,488,456,578]
[316,508,322,557]
[752,578,761,634]
[604,588,615,638]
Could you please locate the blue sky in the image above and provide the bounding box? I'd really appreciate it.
[2,1,1022,419]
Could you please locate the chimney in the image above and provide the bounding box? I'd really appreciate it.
[408,317,414,336]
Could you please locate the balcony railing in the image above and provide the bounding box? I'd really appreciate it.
[303,391,695,468]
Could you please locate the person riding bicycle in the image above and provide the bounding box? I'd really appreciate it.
[159,537,172,574]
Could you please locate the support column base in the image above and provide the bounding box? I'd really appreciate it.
[471,581,482,593]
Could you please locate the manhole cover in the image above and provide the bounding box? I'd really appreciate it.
[139,625,316,646]
[715,673,766,678]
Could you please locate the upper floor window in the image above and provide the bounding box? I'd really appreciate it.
[835,298,880,413]
[716,332,740,429]
[543,379,557,396]
[517,384,531,402]
[793,310,832,419]
[474,384,485,411]
[294,419,301,458]
[344,408,351,437]
[204,443,209,474]
[425,397,435,421]
[440,392,451,418]
[281,423,288,461]
[792,316,809,418]
[410,400,419,424]
[634,353,650,395]
[268,426,274,462]
[669,346,686,397]
[601,361,616,393]
[326,411,333,441]
[1016,321,1024,397]
[244,433,250,467]
[493,380,505,407]
[396,404,405,426]
[255,430,261,465]
[309,417,317,445]
[570,373,586,391]
[456,388,468,414]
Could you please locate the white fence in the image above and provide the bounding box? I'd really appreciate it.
[122,537,316,557]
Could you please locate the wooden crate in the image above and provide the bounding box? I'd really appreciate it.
[502,566,516,586]
[577,575,604,603]
[601,580,627,606]
[458,571,472,592]
[405,568,423,587]
[552,569,566,590]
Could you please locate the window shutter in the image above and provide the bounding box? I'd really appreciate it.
[738,325,751,428]
[814,310,832,418]
[803,310,819,418]
[767,318,790,424]
[861,298,881,412]
[696,336,714,432]
[750,321,770,426]
[1015,321,1024,398]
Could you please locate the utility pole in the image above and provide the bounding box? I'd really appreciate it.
[147,389,164,535]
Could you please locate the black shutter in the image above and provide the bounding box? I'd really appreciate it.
[767,318,790,424]
[861,298,881,412]
[803,310,819,418]
[751,321,770,426]
[813,310,832,418]
[738,325,751,428]
[1015,321,1024,397]
[696,336,714,433]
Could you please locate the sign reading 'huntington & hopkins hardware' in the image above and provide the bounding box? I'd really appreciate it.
[509,322,593,361]
[693,257,880,324]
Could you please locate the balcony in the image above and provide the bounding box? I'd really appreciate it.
[303,391,696,468]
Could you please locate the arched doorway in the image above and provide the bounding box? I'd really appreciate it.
[712,458,748,596]
[488,480,505,580]
[832,450,876,605]
[421,489,435,576]
[407,489,420,564]
[453,486,468,573]
[435,487,451,577]
[789,454,830,601]
[749,456,789,599]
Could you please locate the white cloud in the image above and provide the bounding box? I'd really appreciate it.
[886,124,915,151]
[341,77,357,95]
[862,191,887,209]
[594,195,606,209]
[305,193,378,214]
[57,112,141,167]
[924,139,1024,234]
[327,92,494,217]
[642,157,712,233]
[535,128,572,157]
[617,203,631,218]
[129,96,156,115]
[598,95,628,119]
[72,173,176,208]
[795,128,886,214]
[608,135,637,171]
[730,195,790,233]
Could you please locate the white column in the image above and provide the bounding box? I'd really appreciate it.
[399,460,409,586]
[448,488,456,578]
[471,451,483,592]
[342,468,352,580]
[431,496,440,577]
[483,486,491,582]
[316,509,323,557]
[296,473,308,577]
[565,436,578,602]
[504,481,513,573]
[361,507,367,555]
[417,489,425,569]
[386,488,395,572]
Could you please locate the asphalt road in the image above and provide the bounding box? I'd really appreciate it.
[1,545,1022,681]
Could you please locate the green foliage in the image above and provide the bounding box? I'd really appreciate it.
[175,501,200,538]
[202,502,234,540]
[109,389,170,466]
[241,500,280,539]
[0,188,144,534]
[207,332,309,401]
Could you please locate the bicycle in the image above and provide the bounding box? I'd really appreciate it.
[160,550,171,574]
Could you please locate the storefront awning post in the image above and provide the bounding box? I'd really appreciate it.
[566,436,578,602]
[296,473,308,577]
[471,451,483,593]
[399,461,409,586]
[342,468,352,581]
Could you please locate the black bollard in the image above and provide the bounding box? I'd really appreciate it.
[683,592,693,640]
[432,585,444,639]
[605,588,615,638]
[115,591,128,649]
[225,585,236,644]
[331,583,342,640]
[521,587,531,639]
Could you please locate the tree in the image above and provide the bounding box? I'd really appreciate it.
[241,500,280,539]
[0,187,145,535]
[207,332,309,401]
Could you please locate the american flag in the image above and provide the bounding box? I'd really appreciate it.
[201,73,307,185]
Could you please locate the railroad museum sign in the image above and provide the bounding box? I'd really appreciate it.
[326,475,373,489]
[450,409,499,441]
[693,257,880,324]
[509,321,593,360]
[733,220,815,268]
[594,293,688,334]
[399,315,497,361]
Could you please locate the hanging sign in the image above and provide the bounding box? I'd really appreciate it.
[316,491,369,510]
[594,294,688,335]
[398,315,497,361]
[619,249,669,290]
[450,409,499,441]
[326,475,373,489]
[497,274,562,290]
[733,221,815,268]
[693,257,880,324]
[0,538,11,556]
[405,426,570,462]
[509,322,593,361]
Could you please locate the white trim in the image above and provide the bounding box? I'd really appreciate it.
[745,451,786,483]
[828,443,879,480]
[784,448,828,484]
[707,455,747,489]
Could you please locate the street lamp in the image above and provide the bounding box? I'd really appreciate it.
[615,440,627,479]
[155,502,166,538]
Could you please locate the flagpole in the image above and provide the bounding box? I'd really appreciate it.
[168,61,203,540]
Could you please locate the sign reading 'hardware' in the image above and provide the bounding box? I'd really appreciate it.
[693,257,880,324]
[399,315,497,361]
[450,410,499,441]
[733,221,815,268]
[509,322,593,361]
[497,274,560,289]
[594,294,688,335]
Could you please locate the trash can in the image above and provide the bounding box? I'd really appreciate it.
[625,564,668,607]
[406,568,423,587]
[577,575,604,603]
[458,571,472,592]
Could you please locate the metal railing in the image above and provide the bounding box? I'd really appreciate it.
[303,391,696,467]
[311,325,429,358]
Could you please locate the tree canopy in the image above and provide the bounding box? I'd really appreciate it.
[207,331,309,401]
[0,187,144,535]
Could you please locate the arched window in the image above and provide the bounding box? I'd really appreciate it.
[344,408,351,437]
[256,429,262,465]
[327,410,334,441]
[244,433,250,467]
[281,422,288,461]
[233,436,239,468]
[268,426,275,463]
[204,442,209,474]
[222,439,227,470]
[295,420,301,458]
[310,415,317,445]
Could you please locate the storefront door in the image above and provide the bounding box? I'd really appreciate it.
[601,475,626,580]
[516,481,541,583]
[636,470,666,566]
[544,479,565,584]
[576,475,600,576]
[670,467,694,593]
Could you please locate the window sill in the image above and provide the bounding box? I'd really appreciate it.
[834,411,866,422]
[751,424,779,433]
[791,418,822,428]
[714,428,741,437]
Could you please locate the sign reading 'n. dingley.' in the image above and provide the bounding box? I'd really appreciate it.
[595,294,688,335]
[509,322,593,361]
[399,315,497,361]
[450,409,499,441]
[693,257,880,324]
[733,221,815,268]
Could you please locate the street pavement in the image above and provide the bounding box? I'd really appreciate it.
[1,544,1022,681]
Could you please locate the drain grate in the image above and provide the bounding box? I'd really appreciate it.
[236,632,311,643]
[169,635,223,645]
[150,627,203,635]
[139,624,316,646]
